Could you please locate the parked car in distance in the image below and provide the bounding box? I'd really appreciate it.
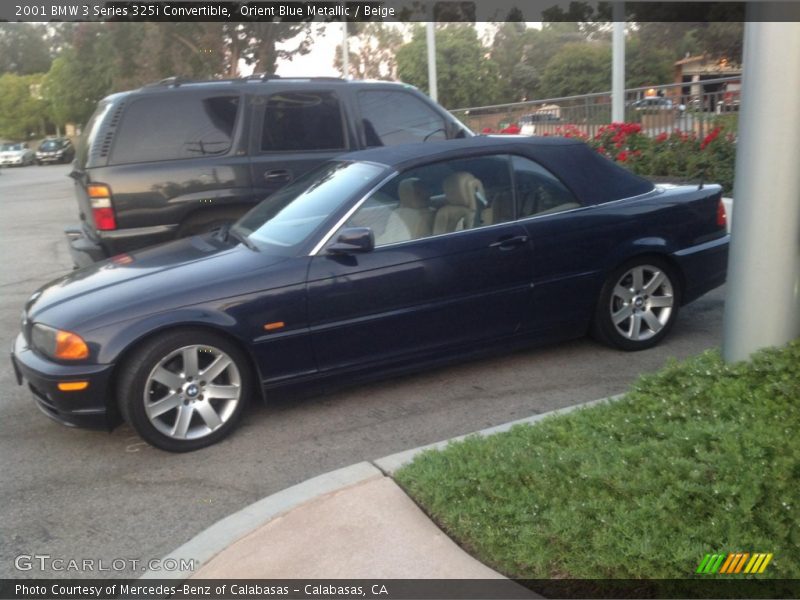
[65,75,472,269]
[36,137,75,164]
[0,142,36,167]
[12,136,730,452]
[631,97,674,111]
[519,106,561,136]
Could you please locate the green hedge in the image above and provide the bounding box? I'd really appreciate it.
[396,340,800,579]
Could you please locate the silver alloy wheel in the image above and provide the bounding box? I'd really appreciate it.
[609,264,674,342]
[143,344,241,440]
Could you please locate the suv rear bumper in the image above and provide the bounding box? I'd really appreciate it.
[65,224,179,268]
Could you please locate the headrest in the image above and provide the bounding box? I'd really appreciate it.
[398,178,430,210]
[443,172,484,209]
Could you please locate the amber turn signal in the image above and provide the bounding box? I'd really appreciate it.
[55,330,89,360]
[58,381,89,391]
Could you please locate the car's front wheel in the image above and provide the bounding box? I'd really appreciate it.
[593,257,681,351]
[118,329,253,452]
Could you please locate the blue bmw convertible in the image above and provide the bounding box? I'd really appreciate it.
[12,137,729,451]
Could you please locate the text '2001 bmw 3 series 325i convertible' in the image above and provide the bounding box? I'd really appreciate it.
[11,137,729,452]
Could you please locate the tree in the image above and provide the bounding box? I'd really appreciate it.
[42,25,113,128]
[0,23,52,75]
[0,73,48,139]
[625,34,675,88]
[334,23,404,80]
[396,24,501,109]
[539,42,612,98]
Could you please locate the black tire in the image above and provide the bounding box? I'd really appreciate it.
[117,329,253,452]
[592,257,682,351]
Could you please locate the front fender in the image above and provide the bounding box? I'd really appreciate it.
[89,307,241,365]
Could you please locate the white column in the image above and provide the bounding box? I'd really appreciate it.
[426,21,438,102]
[611,3,625,123]
[722,16,800,361]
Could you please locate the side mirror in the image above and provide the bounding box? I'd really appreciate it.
[327,227,374,254]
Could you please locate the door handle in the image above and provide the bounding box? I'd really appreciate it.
[489,235,529,250]
[264,169,292,183]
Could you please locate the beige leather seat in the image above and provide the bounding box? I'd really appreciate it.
[433,172,484,235]
[377,178,434,245]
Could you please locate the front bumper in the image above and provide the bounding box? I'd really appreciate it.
[11,332,114,429]
[0,157,24,165]
[36,153,64,163]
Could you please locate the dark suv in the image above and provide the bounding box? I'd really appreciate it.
[67,76,472,267]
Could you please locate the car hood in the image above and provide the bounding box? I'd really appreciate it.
[0,150,24,158]
[26,234,295,331]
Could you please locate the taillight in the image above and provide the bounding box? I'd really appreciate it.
[716,198,727,229]
[87,183,116,231]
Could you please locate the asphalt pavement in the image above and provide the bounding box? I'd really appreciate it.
[0,164,727,579]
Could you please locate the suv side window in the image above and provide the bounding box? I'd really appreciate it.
[357,90,447,147]
[511,155,580,218]
[111,95,239,165]
[260,91,345,152]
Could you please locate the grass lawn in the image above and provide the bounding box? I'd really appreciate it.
[396,341,800,580]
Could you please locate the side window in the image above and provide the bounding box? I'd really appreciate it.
[512,155,580,218]
[111,95,239,165]
[337,155,513,248]
[260,91,345,152]
[357,90,446,147]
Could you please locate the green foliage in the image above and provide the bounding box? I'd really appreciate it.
[396,340,800,579]
[397,25,502,109]
[42,32,114,128]
[0,23,52,75]
[625,35,675,89]
[539,42,612,98]
[0,73,48,139]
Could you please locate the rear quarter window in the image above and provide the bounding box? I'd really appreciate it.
[109,94,240,165]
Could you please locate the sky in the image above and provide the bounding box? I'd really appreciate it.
[272,22,505,78]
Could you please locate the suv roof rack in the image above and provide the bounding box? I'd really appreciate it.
[142,74,350,90]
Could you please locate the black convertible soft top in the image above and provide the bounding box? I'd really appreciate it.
[343,136,655,206]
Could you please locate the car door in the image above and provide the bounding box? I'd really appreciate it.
[306,154,534,372]
[248,88,355,201]
[510,154,609,334]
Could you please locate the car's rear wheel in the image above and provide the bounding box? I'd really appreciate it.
[118,329,252,452]
[593,257,681,351]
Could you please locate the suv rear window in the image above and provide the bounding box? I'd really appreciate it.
[260,91,345,152]
[110,94,240,165]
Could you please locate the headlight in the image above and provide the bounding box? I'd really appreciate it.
[31,323,89,360]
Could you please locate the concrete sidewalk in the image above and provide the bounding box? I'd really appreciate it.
[192,472,503,579]
[144,395,620,581]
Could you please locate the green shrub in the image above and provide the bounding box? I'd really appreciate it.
[396,340,800,580]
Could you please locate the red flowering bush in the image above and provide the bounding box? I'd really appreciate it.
[574,121,735,193]
[589,122,651,175]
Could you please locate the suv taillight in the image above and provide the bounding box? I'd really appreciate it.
[87,183,116,231]
[716,198,727,229]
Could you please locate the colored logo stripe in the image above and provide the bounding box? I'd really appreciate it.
[697,553,773,575]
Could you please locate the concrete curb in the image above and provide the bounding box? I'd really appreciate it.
[142,393,626,580]
[374,393,624,474]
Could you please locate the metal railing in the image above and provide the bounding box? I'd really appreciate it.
[451,77,741,139]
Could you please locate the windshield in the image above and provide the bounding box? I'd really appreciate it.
[234,161,387,253]
[41,140,64,150]
[3,143,23,151]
